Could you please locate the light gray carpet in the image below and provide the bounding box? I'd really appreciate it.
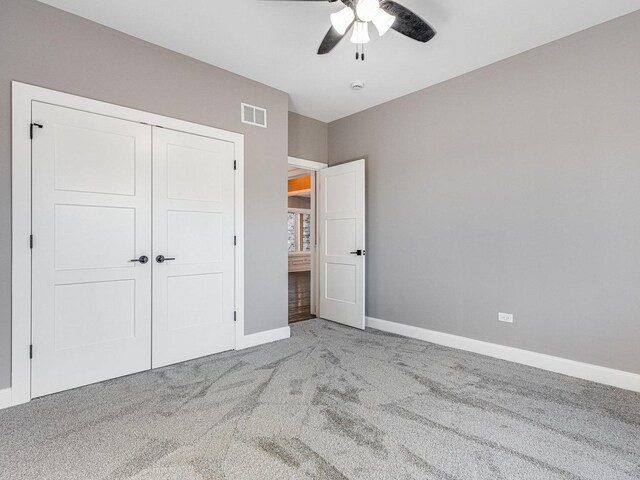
[1,319,639,480]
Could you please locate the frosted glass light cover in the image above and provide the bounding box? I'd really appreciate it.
[372,9,395,36]
[356,0,380,22]
[330,7,355,35]
[350,21,371,44]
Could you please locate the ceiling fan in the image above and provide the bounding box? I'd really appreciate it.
[269,0,436,61]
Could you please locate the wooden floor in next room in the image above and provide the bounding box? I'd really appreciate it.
[288,271,314,324]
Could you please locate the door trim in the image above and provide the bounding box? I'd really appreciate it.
[288,156,327,171]
[11,81,245,407]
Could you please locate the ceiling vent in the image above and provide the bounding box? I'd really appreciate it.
[241,103,267,128]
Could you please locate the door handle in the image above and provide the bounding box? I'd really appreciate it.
[350,250,365,256]
[129,255,149,264]
[156,255,176,263]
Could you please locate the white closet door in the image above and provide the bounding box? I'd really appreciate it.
[319,160,366,330]
[152,127,236,368]
[31,102,152,398]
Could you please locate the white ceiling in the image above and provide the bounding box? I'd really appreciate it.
[39,0,640,122]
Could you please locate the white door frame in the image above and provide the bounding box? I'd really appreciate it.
[287,156,328,172]
[10,82,245,407]
[287,157,327,317]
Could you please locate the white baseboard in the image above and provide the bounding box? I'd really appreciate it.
[366,316,640,393]
[0,388,12,410]
[237,326,291,350]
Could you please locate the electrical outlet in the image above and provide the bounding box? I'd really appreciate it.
[498,312,513,323]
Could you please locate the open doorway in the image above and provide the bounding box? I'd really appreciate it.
[287,156,365,329]
[288,166,315,323]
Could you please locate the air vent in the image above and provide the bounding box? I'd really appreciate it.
[241,103,267,128]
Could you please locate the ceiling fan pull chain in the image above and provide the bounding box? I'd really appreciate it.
[354,42,365,61]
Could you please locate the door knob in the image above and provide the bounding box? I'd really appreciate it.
[129,255,149,264]
[156,255,176,263]
[350,250,365,256]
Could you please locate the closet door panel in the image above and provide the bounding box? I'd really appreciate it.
[152,127,236,368]
[31,102,152,398]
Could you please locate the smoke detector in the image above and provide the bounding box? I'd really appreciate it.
[351,81,365,91]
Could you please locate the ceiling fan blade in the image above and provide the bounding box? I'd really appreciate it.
[317,22,353,54]
[380,1,436,43]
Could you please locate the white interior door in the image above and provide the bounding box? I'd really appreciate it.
[152,127,236,368]
[319,160,365,329]
[31,102,152,398]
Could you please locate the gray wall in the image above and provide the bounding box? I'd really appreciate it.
[329,11,640,374]
[288,112,328,164]
[0,0,289,389]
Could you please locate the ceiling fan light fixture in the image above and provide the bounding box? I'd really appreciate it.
[355,0,380,23]
[372,9,395,36]
[330,7,355,35]
[350,21,370,45]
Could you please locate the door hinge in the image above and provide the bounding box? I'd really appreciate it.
[29,345,33,359]
[29,234,33,249]
[234,160,237,171]
[234,311,237,322]
[30,123,43,140]
[234,235,237,246]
